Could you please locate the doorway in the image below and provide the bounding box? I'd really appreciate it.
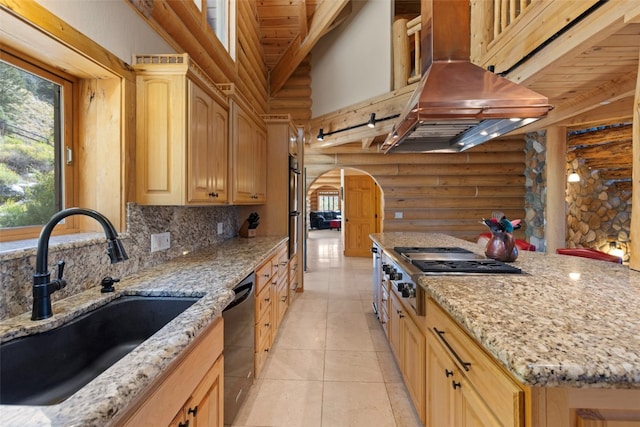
[306,168,382,258]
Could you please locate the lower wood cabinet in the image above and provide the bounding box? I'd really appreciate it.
[426,299,524,427]
[120,317,224,427]
[254,243,289,378]
[387,291,426,424]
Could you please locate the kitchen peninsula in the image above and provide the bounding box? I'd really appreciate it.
[0,236,287,427]
[370,232,640,426]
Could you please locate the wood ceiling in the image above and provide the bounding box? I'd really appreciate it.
[254,0,638,186]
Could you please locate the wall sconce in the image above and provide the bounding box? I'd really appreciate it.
[317,128,324,141]
[367,113,376,128]
[567,172,580,183]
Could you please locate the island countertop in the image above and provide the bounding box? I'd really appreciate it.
[370,232,640,389]
[0,236,288,427]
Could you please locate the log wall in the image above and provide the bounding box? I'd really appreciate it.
[305,138,527,242]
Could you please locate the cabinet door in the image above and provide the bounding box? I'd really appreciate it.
[426,332,456,427]
[388,292,402,360]
[456,373,502,427]
[188,84,228,204]
[232,107,256,203]
[188,355,224,427]
[402,314,426,424]
[210,99,228,203]
[252,125,267,202]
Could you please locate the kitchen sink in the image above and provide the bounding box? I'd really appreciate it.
[0,295,200,406]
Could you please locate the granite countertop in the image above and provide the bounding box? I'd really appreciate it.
[370,232,640,389]
[0,236,287,427]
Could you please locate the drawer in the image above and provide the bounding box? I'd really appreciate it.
[256,284,271,320]
[427,299,524,427]
[256,260,272,294]
[255,306,272,348]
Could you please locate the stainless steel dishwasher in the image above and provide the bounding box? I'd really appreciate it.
[222,272,255,425]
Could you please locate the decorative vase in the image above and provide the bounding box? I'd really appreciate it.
[485,231,518,262]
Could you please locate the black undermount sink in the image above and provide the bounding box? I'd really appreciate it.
[0,295,200,406]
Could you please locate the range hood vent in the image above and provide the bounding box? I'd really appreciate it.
[381,0,552,153]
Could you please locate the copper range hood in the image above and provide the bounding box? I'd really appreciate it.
[381,0,552,153]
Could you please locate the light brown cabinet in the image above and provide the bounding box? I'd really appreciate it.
[254,242,289,377]
[120,317,224,427]
[221,84,267,204]
[133,54,229,206]
[426,299,524,427]
[387,290,426,424]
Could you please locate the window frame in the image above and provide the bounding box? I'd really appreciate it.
[0,47,78,242]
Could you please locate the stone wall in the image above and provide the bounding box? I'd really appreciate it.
[566,159,631,261]
[524,131,547,252]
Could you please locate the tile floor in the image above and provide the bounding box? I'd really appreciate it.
[231,230,422,427]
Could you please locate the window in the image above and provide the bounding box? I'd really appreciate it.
[193,0,236,59]
[318,191,340,211]
[0,49,76,241]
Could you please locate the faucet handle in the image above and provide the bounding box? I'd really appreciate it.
[101,276,120,293]
[56,260,65,280]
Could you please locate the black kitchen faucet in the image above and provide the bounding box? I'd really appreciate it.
[31,208,128,320]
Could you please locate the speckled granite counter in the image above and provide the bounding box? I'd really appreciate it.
[370,232,640,389]
[0,236,287,427]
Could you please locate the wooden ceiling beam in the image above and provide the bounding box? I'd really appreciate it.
[269,0,350,96]
[297,0,308,40]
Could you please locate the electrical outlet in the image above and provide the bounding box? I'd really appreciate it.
[151,232,170,252]
[217,222,224,235]
[394,212,403,219]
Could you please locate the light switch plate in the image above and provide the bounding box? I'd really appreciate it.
[217,222,224,235]
[151,232,170,252]
[394,212,403,219]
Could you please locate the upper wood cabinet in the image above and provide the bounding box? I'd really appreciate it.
[220,84,267,204]
[133,54,229,206]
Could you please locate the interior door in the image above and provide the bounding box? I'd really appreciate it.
[343,174,377,257]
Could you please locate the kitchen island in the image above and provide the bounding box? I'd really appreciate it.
[370,232,640,426]
[0,236,287,427]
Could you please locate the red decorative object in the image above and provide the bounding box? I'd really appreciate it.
[556,248,622,264]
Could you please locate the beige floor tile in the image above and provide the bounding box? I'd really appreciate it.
[321,381,397,427]
[325,325,375,351]
[288,297,328,313]
[386,382,423,427]
[324,350,384,382]
[261,348,325,380]
[376,350,403,383]
[328,299,365,313]
[276,325,326,350]
[279,309,327,330]
[370,327,393,352]
[233,379,323,427]
[327,312,369,330]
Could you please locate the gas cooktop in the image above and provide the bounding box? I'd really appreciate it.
[392,246,522,274]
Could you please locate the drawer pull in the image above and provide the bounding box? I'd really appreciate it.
[445,369,454,377]
[452,380,461,390]
[281,296,288,302]
[264,322,270,328]
[265,297,270,302]
[433,327,471,372]
[188,406,198,416]
[178,422,189,427]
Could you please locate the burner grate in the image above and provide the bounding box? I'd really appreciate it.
[412,259,522,274]
[394,246,473,254]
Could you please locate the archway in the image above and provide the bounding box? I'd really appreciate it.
[305,168,383,261]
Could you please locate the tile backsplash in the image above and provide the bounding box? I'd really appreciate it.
[0,203,239,320]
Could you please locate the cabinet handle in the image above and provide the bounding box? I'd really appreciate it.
[264,273,270,278]
[264,348,269,352]
[265,297,270,302]
[452,380,461,390]
[281,296,287,302]
[264,322,270,328]
[445,369,454,377]
[433,328,471,372]
[188,406,198,416]
[178,422,189,427]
